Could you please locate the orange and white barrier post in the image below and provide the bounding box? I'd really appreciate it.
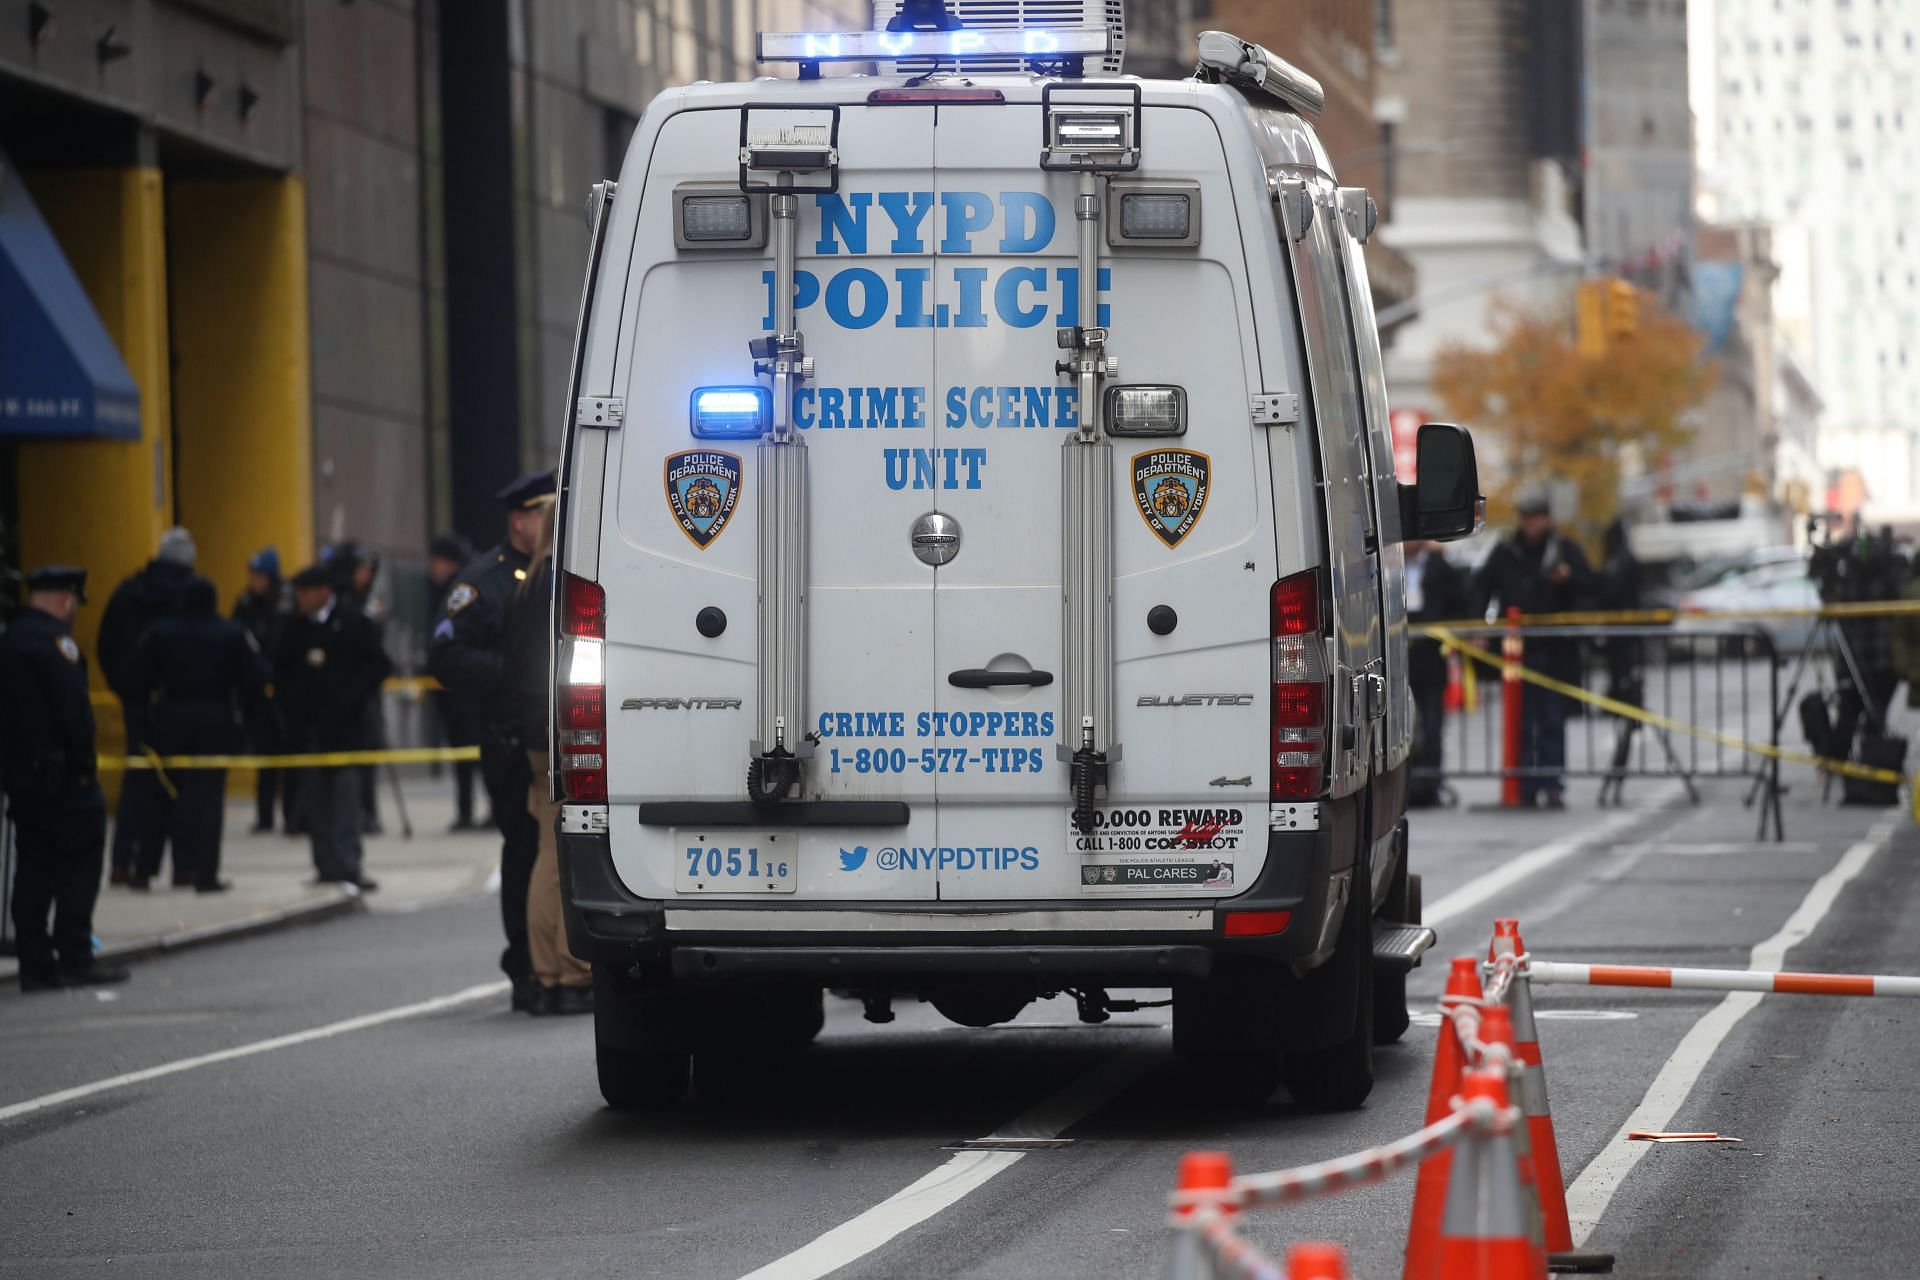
[1404,957,1486,1280]
[1168,1151,1238,1280]
[1475,1005,1550,1278]
[1487,919,1615,1274]
[1436,1066,1538,1280]
[1525,959,1920,998]
[1500,608,1525,809]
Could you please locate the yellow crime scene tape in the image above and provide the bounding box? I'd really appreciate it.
[1415,598,1920,631]
[100,746,479,771]
[1420,626,1918,817]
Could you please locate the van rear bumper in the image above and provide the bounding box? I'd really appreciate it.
[666,944,1214,980]
[558,793,1367,981]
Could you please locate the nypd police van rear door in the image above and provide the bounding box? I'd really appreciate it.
[603,103,942,902]
[925,96,1274,901]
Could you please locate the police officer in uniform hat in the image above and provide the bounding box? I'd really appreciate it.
[429,470,554,1010]
[0,567,130,991]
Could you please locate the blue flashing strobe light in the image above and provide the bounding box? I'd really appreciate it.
[691,386,771,439]
[757,28,1110,64]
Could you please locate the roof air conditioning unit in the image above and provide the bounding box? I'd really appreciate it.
[870,0,1126,75]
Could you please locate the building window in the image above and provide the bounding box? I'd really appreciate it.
[1376,0,1395,50]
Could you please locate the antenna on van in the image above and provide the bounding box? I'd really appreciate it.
[886,0,962,31]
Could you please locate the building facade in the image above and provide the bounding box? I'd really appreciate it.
[1372,0,1587,432]
[0,0,865,680]
[1701,0,1920,510]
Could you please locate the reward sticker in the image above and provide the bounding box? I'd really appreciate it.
[1074,806,1246,894]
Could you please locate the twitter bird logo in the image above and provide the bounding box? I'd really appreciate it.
[838,846,868,871]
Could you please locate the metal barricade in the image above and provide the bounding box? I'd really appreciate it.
[1415,622,1784,838]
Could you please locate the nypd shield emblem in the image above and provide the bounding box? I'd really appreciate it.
[1132,449,1211,548]
[665,450,743,549]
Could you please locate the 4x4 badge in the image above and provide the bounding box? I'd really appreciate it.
[1131,449,1211,548]
[664,450,742,549]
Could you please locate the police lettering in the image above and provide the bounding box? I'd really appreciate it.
[760,191,1113,332]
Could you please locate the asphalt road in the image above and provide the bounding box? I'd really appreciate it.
[3,776,1917,1279]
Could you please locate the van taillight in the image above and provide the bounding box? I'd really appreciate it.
[559,572,607,803]
[1271,570,1327,800]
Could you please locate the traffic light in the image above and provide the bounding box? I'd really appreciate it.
[1575,276,1642,357]
[1604,277,1640,344]
[1576,280,1606,358]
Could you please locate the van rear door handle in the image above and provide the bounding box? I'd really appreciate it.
[948,668,1055,689]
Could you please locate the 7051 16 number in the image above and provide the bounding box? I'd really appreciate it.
[684,846,790,880]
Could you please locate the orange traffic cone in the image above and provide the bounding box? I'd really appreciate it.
[1403,957,1485,1280]
[1436,1066,1540,1280]
[1291,1242,1350,1279]
[1488,920,1615,1274]
[1477,1005,1549,1278]
[1168,1151,1235,1280]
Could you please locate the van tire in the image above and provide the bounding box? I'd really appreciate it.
[1281,870,1376,1111]
[592,963,691,1110]
[598,1041,691,1111]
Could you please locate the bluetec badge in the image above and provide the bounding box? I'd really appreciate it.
[665,450,743,549]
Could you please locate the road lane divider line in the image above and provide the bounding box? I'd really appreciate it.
[0,981,511,1125]
[736,1045,1158,1280]
[1562,814,1899,1245]
[1421,789,1684,933]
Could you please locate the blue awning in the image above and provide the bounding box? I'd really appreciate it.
[0,151,141,440]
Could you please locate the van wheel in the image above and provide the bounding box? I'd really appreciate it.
[597,1041,691,1110]
[592,963,691,1110]
[1172,962,1287,1110]
[1282,878,1376,1111]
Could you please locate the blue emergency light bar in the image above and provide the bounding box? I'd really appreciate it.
[758,28,1111,64]
[691,386,771,439]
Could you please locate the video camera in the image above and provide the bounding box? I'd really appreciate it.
[1806,515,1910,605]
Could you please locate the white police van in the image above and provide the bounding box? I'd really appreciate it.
[551,10,1481,1110]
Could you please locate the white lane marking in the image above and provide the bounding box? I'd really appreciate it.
[0,981,510,1125]
[1626,841,1818,856]
[737,1047,1157,1280]
[1422,787,1683,933]
[1564,814,1899,1244]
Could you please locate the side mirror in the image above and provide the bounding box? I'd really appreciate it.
[1397,422,1483,543]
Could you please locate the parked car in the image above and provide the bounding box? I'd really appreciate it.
[1675,556,1820,655]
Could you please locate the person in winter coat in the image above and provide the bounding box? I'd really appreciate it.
[232,547,293,833]
[1472,492,1593,808]
[274,564,391,890]
[96,527,198,883]
[127,576,270,891]
[1405,541,1470,808]
[503,503,593,1015]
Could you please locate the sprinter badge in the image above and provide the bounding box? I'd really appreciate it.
[664,450,742,549]
[1132,449,1210,548]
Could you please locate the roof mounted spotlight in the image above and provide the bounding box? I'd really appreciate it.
[1195,30,1325,118]
[1040,82,1142,173]
[738,106,840,194]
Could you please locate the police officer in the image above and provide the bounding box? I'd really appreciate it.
[97,527,198,884]
[128,576,270,892]
[0,567,130,991]
[429,471,553,1011]
[426,535,482,830]
[275,564,391,889]
[234,547,292,834]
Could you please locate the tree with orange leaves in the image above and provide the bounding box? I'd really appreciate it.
[1430,290,1718,533]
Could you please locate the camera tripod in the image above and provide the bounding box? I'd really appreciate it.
[1747,611,1889,813]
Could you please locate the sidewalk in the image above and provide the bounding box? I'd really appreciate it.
[1,772,500,979]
